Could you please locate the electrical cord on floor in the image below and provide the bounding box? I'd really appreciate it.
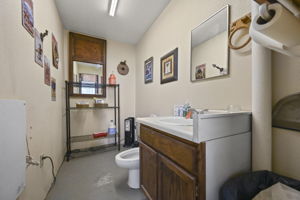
[42,156,56,185]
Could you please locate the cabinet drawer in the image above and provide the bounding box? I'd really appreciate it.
[140,125,197,174]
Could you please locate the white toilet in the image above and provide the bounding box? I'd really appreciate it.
[115,147,140,189]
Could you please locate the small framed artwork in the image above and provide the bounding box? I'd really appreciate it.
[44,56,51,86]
[144,57,153,84]
[34,29,43,67]
[160,48,178,84]
[21,0,34,37]
[51,77,56,101]
[52,34,59,69]
[195,64,206,80]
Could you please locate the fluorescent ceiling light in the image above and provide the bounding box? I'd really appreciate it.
[109,0,119,17]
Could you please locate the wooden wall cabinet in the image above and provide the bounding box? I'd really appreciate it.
[140,125,205,200]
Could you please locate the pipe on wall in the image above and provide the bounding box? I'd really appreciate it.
[251,1,272,171]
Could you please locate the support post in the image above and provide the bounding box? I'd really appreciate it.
[251,1,272,171]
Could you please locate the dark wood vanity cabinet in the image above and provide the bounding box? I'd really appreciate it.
[140,125,205,200]
[158,154,197,200]
[140,142,158,200]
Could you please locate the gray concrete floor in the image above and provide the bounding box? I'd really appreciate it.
[46,148,146,200]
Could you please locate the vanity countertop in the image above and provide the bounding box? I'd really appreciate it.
[136,117,194,142]
[136,111,252,144]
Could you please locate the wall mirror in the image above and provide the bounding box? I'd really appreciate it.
[190,5,230,82]
[72,61,104,95]
[69,32,106,97]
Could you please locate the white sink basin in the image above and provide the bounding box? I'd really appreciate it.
[157,117,193,126]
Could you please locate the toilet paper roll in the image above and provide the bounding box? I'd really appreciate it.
[252,3,300,48]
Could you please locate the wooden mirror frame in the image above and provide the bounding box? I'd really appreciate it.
[69,32,107,98]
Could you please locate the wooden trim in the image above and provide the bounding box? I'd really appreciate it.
[141,185,154,200]
[141,124,197,147]
[197,142,206,200]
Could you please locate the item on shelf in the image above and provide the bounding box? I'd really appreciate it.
[93,132,108,139]
[94,103,108,108]
[108,72,116,84]
[76,101,89,108]
[93,98,104,104]
[108,120,116,135]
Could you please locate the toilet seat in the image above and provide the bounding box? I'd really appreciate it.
[115,148,139,169]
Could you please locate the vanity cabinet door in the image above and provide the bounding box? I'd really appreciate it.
[158,154,197,200]
[140,142,158,200]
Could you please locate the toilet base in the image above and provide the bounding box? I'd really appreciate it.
[128,169,140,189]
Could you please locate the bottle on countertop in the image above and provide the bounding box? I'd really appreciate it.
[108,120,116,135]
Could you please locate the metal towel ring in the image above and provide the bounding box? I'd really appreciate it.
[228,13,252,50]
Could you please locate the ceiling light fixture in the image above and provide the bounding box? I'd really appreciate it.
[109,0,119,17]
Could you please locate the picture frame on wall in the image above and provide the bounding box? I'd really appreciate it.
[21,0,34,37]
[195,64,206,80]
[51,77,56,101]
[34,29,43,67]
[44,56,51,86]
[144,57,153,84]
[160,48,178,84]
[52,33,59,69]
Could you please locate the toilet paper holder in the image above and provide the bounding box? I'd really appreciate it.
[228,13,252,50]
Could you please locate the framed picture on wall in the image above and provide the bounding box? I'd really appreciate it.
[21,0,34,37]
[44,56,51,86]
[195,64,206,80]
[51,77,56,101]
[52,33,59,69]
[34,29,43,67]
[144,57,153,84]
[160,48,178,84]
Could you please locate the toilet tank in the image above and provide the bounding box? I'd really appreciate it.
[0,100,26,200]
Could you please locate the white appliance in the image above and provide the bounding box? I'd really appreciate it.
[0,100,26,200]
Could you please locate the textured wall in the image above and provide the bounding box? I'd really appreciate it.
[0,0,66,199]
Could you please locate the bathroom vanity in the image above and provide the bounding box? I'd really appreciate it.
[137,110,251,200]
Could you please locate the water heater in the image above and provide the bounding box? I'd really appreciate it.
[0,100,26,200]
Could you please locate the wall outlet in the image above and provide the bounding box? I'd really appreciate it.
[40,154,45,168]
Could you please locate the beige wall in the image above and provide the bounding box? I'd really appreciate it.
[136,0,252,116]
[272,52,300,180]
[0,0,66,200]
[135,0,300,180]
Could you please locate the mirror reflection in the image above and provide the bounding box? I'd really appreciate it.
[191,6,229,81]
[72,61,104,95]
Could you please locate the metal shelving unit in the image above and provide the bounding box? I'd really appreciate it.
[65,81,120,161]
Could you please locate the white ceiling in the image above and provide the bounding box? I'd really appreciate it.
[55,0,171,44]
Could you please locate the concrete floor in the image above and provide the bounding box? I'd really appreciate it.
[46,148,146,200]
